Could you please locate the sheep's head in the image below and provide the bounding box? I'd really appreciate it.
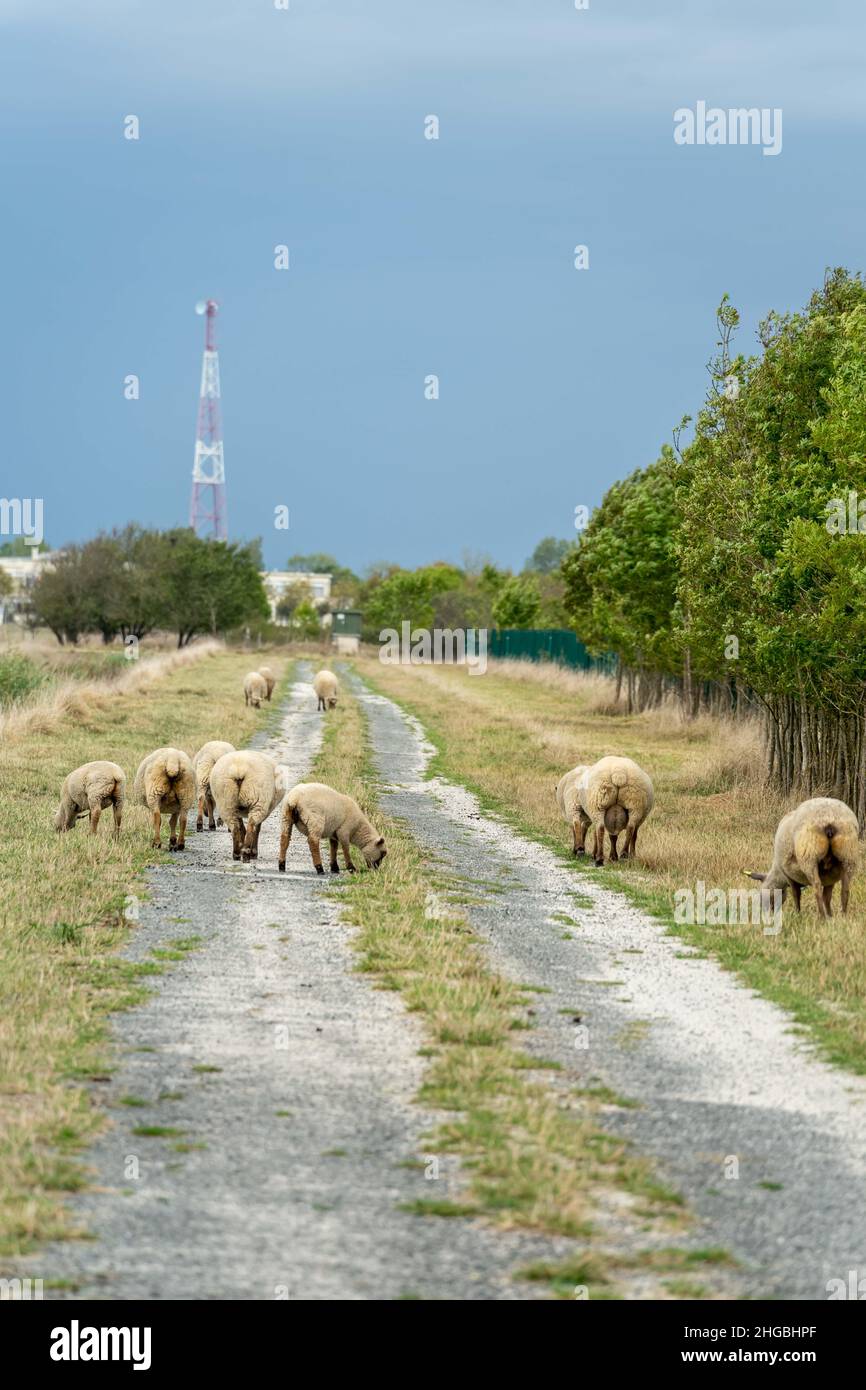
[364,835,387,869]
[744,868,788,899]
[327,695,338,709]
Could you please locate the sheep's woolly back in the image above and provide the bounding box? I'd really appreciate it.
[555,765,589,823]
[133,747,195,812]
[193,740,235,791]
[210,749,285,824]
[777,797,859,880]
[243,671,267,702]
[579,755,654,828]
[312,670,338,698]
[55,760,125,830]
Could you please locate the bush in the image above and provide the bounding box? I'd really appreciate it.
[0,653,46,706]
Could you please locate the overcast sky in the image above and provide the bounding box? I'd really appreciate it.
[2,1,864,571]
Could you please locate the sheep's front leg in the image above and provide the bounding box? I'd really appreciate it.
[339,836,356,872]
[308,837,324,874]
[791,882,802,913]
[151,810,162,848]
[89,804,102,835]
[329,835,340,873]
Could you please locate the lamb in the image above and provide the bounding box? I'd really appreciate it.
[746,796,859,919]
[312,669,338,712]
[132,747,196,851]
[243,671,267,708]
[278,782,387,875]
[210,749,287,862]
[192,740,235,831]
[258,665,276,702]
[554,764,591,856]
[578,755,654,866]
[54,760,126,836]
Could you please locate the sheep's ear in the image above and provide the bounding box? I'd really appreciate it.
[744,871,766,882]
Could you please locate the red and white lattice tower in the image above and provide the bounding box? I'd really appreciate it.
[189,299,228,539]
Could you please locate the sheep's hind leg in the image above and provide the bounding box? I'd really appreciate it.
[231,819,243,861]
[841,868,852,914]
[822,884,834,917]
[592,824,605,867]
[806,867,829,918]
[329,835,340,873]
[112,800,122,837]
[309,837,325,875]
[176,811,187,851]
[241,818,258,862]
[278,819,293,872]
[608,833,619,862]
[791,882,802,912]
[571,818,586,856]
[151,810,162,849]
[167,812,179,851]
[89,804,102,835]
[196,795,205,832]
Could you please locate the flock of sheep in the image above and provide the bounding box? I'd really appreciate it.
[53,663,858,916]
[555,755,858,919]
[53,667,387,876]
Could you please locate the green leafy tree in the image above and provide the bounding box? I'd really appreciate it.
[525,536,574,574]
[492,575,541,629]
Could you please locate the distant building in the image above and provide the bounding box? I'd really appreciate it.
[0,551,55,621]
[331,610,362,654]
[261,571,332,624]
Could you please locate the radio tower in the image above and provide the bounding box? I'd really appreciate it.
[189,299,228,539]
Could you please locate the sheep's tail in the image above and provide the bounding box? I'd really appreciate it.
[604,804,628,834]
[794,820,857,867]
[609,763,629,788]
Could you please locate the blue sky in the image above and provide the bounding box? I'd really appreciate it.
[2,0,864,572]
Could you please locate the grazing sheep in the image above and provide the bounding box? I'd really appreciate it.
[210,749,287,863]
[579,755,654,866]
[746,796,859,919]
[244,671,267,708]
[133,748,195,851]
[192,740,235,831]
[554,764,591,856]
[312,669,338,712]
[278,782,387,875]
[54,760,126,836]
[258,665,276,702]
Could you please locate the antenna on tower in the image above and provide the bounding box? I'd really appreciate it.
[189,299,228,539]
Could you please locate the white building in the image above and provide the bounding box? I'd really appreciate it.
[261,571,332,623]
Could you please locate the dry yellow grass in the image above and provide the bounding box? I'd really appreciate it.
[357,655,866,1073]
[0,646,289,1255]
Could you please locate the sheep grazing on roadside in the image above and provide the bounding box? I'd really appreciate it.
[554,764,591,856]
[579,755,654,866]
[132,747,196,852]
[192,740,235,831]
[746,796,859,919]
[279,782,386,875]
[54,760,126,836]
[312,669,338,712]
[258,665,276,702]
[210,749,287,863]
[243,671,267,709]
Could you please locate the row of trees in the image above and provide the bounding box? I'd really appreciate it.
[29,527,269,647]
[562,268,866,818]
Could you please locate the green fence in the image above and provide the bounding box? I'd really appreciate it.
[489,629,616,672]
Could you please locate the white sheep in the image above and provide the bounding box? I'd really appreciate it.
[312,669,338,711]
[258,665,276,702]
[243,671,267,708]
[192,740,235,831]
[210,749,287,862]
[278,782,387,875]
[54,760,126,836]
[746,796,859,918]
[554,764,591,856]
[579,755,654,866]
[132,747,196,851]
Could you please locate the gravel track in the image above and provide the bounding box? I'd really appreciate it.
[23,665,578,1301]
[352,673,866,1301]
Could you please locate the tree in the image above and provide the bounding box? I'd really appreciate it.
[290,599,322,640]
[492,576,541,629]
[156,532,270,647]
[525,536,574,574]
